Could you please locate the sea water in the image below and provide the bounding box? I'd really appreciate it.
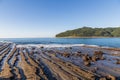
[0,38,120,48]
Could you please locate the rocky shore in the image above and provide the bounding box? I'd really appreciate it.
[0,42,120,80]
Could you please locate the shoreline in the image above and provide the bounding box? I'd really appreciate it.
[1,41,120,49]
[16,43,120,49]
[56,36,120,38]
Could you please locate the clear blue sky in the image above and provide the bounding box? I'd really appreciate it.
[0,0,120,38]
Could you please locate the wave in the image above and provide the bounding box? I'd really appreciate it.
[16,44,103,48]
[0,41,112,48]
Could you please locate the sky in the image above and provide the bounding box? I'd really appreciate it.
[0,0,120,38]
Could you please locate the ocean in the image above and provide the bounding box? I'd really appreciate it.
[0,38,120,48]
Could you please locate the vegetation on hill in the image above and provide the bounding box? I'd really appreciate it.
[56,27,120,37]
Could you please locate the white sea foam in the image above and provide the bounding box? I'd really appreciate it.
[16,44,101,48]
[85,45,100,47]
[0,41,111,49]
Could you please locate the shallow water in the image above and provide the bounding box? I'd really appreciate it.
[0,38,120,48]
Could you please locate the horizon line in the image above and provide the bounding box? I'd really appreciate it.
[0,37,56,38]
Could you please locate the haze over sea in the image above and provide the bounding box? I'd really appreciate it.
[0,38,120,48]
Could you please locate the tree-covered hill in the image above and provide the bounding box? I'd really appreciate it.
[56,27,120,37]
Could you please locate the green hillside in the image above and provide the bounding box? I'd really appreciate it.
[56,27,120,37]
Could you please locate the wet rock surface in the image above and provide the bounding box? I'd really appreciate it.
[0,42,120,80]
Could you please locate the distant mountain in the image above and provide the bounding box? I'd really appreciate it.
[56,27,120,37]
